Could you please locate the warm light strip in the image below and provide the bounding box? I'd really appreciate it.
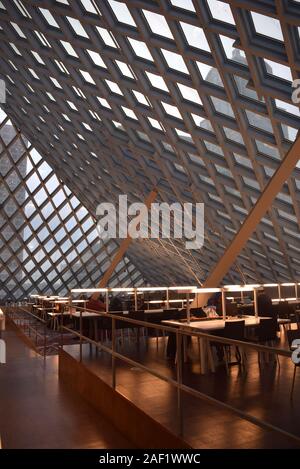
[148,299,193,304]
[70,282,299,297]
[71,288,108,293]
[225,286,255,292]
[37,295,58,299]
[56,299,86,303]
[225,284,260,290]
[169,299,193,303]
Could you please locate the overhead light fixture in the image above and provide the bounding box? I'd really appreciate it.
[225,285,255,292]
[71,288,108,293]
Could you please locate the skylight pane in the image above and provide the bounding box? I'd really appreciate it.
[161,49,189,74]
[177,83,202,105]
[11,22,26,38]
[161,102,182,119]
[67,16,89,38]
[9,42,21,55]
[143,10,174,39]
[87,49,106,68]
[251,12,283,41]
[97,97,111,108]
[96,27,118,48]
[245,110,272,133]
[223,127,244,145]
[219,35,247,64]
[108,0,136,27]
[170,0,196,12]
[211,96,234,117]
[148,117,163,130]
[115,61,134,78]
[282,125,298,142]
[275,99,300,117]
[105,80,123,94]
[80,0,100,15]
[13,0,31,18]
[207,0,235,24]
[132,90,150,106]
[34,30,51,48]
[264,59,293,82]
[180,22,210,51]
[122,106,137,120]
[39,8,60,28]
[146,72,169,92]
[61,40,78,57]
[128,38,153,61]
[31,51,45,65]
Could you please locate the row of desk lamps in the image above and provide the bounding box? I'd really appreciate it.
[30,283,299,325]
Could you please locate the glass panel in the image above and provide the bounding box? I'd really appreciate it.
[107,0,136,26]
[161,49,189,74]
[142,14,173,39]
[251,12,283,41]
[207,0,235,24]
[128,38,153,61]
[180,22,210,51]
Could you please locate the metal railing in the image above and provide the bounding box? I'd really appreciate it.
[60,306,299,444]
[5,306,48,359]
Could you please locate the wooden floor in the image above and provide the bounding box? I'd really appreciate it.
[63,330,300,449]
[0,323,134,449]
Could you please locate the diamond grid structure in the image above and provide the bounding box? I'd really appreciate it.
[0,111,145,301]
[0,0,300,289]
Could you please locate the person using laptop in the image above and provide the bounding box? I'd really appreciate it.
[257,287,274,318]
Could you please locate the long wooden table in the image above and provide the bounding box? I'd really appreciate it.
[162,316,274,374]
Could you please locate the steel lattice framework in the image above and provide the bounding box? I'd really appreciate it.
[0,0,300,289]
[0,110,145,301]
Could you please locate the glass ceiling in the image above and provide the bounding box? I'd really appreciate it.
[0,110,144,301]
[0,0,300,289]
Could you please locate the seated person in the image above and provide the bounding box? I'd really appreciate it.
[109,295,122,311]
[207,292,222,316]
[86,295,106,312]
[226,301,238,317]
[257,287,274,318]
[190,307,206,318]
[137,297,145,311]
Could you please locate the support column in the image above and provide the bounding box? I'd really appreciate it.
[92,189,158,300]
